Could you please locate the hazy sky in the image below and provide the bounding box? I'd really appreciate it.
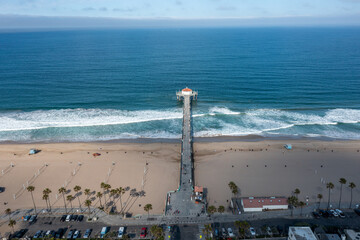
[0,0,360,28]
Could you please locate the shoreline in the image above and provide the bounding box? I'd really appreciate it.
[0,134,356,145]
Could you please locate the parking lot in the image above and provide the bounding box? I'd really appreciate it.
[8,209,360,239]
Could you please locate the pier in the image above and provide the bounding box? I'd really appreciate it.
[165,88,205,217]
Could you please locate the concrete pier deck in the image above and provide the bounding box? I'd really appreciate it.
[165,88,205,217]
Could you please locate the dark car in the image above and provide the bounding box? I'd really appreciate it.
[13,229,28,238]
[67,229,76,239]
[312,212,320,219]
[72,215,78,221]
[77,215,84,222]
[60,215,67,222]
[28,215,37,223]
[319,209,329,218]
[0,187,5,193]
[354,209,360,216]
[55,228,65,238]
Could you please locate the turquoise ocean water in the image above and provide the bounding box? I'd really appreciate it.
[0,28,360,142]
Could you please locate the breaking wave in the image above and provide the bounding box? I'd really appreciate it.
[0,107,359,142]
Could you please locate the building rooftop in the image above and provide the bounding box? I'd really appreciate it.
[242,197,288,208]
[289,227,317,240]
[182,87,192,92]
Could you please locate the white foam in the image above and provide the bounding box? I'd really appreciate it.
[0,108,183,132]
[209,106,241,115]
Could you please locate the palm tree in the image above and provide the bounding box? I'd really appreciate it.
[288,196,298,217]
[96,192,103,208]
[235,221,250,239]
[294,188,300,198]
[67,195,74,210]
[202,224,212,240]
[228,181,238,197]
[43,188,52,211]
[150,225,164,240]
[339,178,347,208]
[207,205,217,215]
[326,182,335,209]
[349,182,356,209]
[26,185,37,213]
[299,201,305,216]
[5,208,12,221]
[58,187,68,213]
[104,184,111,206]
[100,182,107,204]
[317,194,323,210]
[73,185,82,210]
[42,193,49,211]
[144,204,153,217]
[84,199,92,217]
[218,205,225,214]
[84,188,91,199]
[117,187,125,214]
[8,219,16,233]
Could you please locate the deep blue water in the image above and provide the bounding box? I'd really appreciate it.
[0,28,360,142]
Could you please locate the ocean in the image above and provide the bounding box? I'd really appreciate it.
[0,27,360,142]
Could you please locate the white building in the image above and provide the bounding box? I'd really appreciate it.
[344,229,360,240]
[241,197,288,212]
[288,227,317,240]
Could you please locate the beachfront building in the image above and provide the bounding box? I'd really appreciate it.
[288,227,317,240]
[235,197,288,212]
[344,229,360,240]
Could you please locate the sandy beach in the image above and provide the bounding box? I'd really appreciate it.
[1,139,360,218]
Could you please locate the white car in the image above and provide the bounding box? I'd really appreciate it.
[118,227,124,238]
[330,209,339,217]
[335,209,345,218]
[65,214,71,222]
[227,228,235,237]
[249,227,256,236]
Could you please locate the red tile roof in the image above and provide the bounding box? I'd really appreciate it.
[242,197,288,208]
[182,88,192,92]
[194,186,203,192]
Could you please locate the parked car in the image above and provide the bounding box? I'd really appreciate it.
[72,214,78,221]
[249,227,256,236]
[83,229,92,238]
[222,228,227,237]
[140,227,147,238]
[55,228,65,238]
[335,209,346,218]
[60,215,67,222]
[227,228,235,237]
[214,228,219,237]
[33,230,42,239]
[23,215,31,221]
[118,227,125,238]
[67,229,75,239]
[77,215,84,222]
[312,212,320,219]
[354,209,360,216]
[73,230,81,239]
[0,187,5,192]
[320,209,330,218]
[330,209,339,217]
[13,229,27,238]
[65,214,72,222]
[266,226,273,236]
[100,227,110,238]
[29,215,37,223]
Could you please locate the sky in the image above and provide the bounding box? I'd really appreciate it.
[0,0,360,28]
